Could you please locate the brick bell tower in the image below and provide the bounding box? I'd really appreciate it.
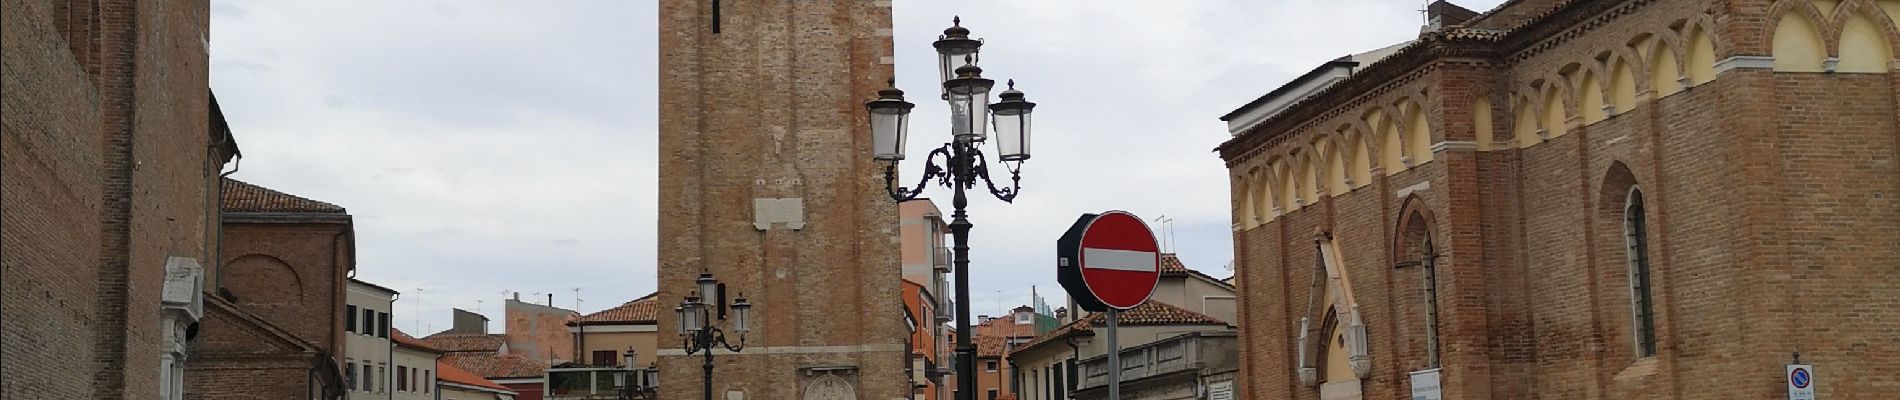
[655,1,907,399]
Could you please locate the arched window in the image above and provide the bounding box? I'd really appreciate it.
[1624,187,1657,357]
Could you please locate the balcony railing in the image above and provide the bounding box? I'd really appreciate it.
[1077,331,1237,391]
[933,246,953,272]
[545,365,657,400]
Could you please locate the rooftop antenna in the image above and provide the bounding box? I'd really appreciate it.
[573,287,583,311]
[1151,215,1176,252]
[414,287,424,334]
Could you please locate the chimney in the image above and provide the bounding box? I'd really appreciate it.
[513,292,521,301]
[547,293,554,306]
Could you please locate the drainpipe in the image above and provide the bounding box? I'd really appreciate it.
[389,293,399,400]
[210,152,239,293]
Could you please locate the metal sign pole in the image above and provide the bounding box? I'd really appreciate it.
[1107,308,1120,400]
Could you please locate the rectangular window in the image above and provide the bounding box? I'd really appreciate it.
[346,305,358,333]
[362,309,374,336]
[378,312,390,338]
[594,350,618,367]
[362,364,372,392]
[987,389,998,400]
[378,365,386,392]
[397,366,407,391]
[424,370,430,393]
[1053,363,1065,400]
[985,360,998,372]
[346,361,357,391]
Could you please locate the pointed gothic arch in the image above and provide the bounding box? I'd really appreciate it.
[1297,231,1371,390]
[1393,195,1443,370]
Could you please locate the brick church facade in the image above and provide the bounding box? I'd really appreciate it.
[1218,0,1898,399]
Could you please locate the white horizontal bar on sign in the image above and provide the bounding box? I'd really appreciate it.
[1082,248,1157,271]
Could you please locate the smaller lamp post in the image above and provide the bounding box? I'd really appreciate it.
[677,273,750,400]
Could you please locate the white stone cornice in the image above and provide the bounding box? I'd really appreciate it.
[1713,55,1774,74]
[1431,141,1478,153]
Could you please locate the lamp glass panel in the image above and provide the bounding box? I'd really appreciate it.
[871,110,907,160]
[697,277,717,300]
[992,111,1029,161]
[732,304,751,333]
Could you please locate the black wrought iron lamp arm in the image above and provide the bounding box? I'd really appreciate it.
[682,326,746,355]
[884,141,1021,203]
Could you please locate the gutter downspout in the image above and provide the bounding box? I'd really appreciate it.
[211,154,239,294]
[390,293,399,400]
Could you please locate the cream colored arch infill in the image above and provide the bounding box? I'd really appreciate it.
[1515,97,1543,149]
[1474,96,1495,151]
[1347,130,1374,185]
[1579,69,1609,124]
[1236,174,1257,229]
[1837,7,1895,73]
[1686,25,1718,84]
[1404,102,1433,166]
[1542,88,1569,139]
[1259,169,1280,220]
[1649,37,1686,97]
[1610,57,1639,113]
[1321,137,1349,196]
[1297,236,1370,396]
[1773,8,1829,72]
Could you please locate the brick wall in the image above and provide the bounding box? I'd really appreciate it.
[3,1,216,399]
[503,298,577,364]
[219,222,351,353]
[1222,0,1899,399]
[655,0,908,399]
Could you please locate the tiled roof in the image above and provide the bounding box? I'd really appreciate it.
[1161,253,1233,288]
[391,328,440,353]
[1011,301,1228,355]
[437,358,516,392]
[441,352,548,380]
[221,178,345,214]
[423,333,507,353]
[572,293,659,325]
[975,335,1009,358]
[973,315,1036,339]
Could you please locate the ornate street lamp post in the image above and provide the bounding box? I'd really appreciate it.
[866,17,1037,400]
[676,273,752,400]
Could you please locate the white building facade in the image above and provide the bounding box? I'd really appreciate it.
[345,279,399,399]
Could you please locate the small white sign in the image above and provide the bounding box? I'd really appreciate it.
[1207,381,1233,400]
[1787,364,1814,400]
[1410,368,1443,400]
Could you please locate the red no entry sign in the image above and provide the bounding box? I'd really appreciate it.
[1057,211,1160,311]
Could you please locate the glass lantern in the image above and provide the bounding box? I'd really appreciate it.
[932,17,982,87]
[729,296,752,334]
[988,80,1035,161]
[865,84,915,161]
[944,62,995,141]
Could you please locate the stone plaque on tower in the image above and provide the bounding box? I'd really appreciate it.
[655,1,906,399]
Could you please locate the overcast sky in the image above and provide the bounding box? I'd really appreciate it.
[209,0,1508,336]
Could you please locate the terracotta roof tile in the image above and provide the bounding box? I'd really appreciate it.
[423,333,507,353]
[572,293,659,325]
[1011,301,1228,355]
[441,352,548,380]
[1161,253,1233,287]
[973,315,1036,339]
[437,358,516,392]
[391,329,440,353]
[221,178,345,214]
[975,336,1009,358]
